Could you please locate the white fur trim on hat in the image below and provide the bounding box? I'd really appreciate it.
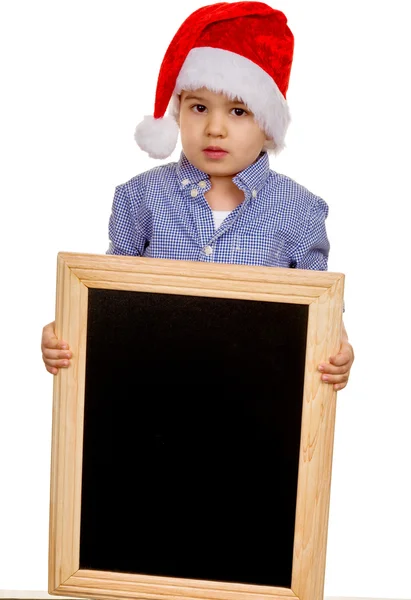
[134,115,179,159]
[169,46,290,154]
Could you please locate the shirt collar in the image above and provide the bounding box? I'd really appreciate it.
[176,152,210,190]
[233,151,270,195]
[176,151,270,195]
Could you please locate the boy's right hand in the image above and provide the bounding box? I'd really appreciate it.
[41,321,72,375]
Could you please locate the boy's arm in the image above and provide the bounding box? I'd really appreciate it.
[318,321,354,391]
[42,183,149,375]
[108,183,148,256]
[291,197,354,391]
[292,196,330,271]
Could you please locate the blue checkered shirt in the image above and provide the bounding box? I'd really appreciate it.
[108,151,329,270]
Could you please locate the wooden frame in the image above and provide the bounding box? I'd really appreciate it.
[49,251,344,600]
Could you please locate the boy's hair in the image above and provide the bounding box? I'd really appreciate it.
[135,1,294,160]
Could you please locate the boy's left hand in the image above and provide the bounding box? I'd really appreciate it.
[318,337,354,392]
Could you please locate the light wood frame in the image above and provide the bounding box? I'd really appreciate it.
[49,251,345,600]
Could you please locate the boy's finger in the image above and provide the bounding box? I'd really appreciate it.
[318,362,348,375]
[329,353,351,367]
[42,337,66,350]
[41,337,69,351]
[41,332,57,348]
[42,348,72,360]
[334,382,347,391]
[321,372,349,385]
[41,322,69,350]
[43,357,71,369]
[46,366,58,376]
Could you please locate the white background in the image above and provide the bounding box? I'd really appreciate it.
[0,0,410,598]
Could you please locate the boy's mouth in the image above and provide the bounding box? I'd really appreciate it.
[203,146,228,158]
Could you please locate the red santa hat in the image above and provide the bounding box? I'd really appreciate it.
[134,1,294,159]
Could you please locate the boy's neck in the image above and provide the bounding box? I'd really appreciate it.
[209,174,238,191]
[206,175,245,211]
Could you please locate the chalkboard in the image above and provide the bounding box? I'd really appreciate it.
[80,288,308,586]
[49,252,344,600]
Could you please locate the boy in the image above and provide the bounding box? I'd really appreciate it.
[41,1,354,389]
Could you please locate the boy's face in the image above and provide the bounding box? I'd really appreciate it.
[178,88,270,180]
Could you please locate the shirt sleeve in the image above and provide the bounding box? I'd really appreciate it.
[292,196,330,271]
[106,183,148,256]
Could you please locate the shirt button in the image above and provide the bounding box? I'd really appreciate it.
[191,189,198,198]
[198,181,207,188]
[182,178,190,185]
[252,189,257,198]
[203,245,213,256]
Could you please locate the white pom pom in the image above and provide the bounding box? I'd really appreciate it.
[134,115,179,159]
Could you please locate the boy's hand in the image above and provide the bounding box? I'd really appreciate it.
[41,321,72,375]
[318,323,354,392]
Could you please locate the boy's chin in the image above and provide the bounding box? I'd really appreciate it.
[192,155,234,175]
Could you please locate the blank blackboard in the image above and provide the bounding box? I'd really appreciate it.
[80,288,308,587]
[49,252,344,600]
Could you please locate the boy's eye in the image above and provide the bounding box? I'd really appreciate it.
[192,104,207,113]
[231,108,248,116]
[190,104,248,116]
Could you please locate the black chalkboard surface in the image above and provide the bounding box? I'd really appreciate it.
[49,252,344,600]
[80,289,308,587]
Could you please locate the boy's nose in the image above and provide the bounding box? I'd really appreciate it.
[205,113,227,137]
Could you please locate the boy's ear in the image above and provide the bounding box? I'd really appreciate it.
[263,136,276,151]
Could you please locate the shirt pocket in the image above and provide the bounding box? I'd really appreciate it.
[231,232,290,267]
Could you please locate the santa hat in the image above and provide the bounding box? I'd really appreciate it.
[134,1,294,159]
